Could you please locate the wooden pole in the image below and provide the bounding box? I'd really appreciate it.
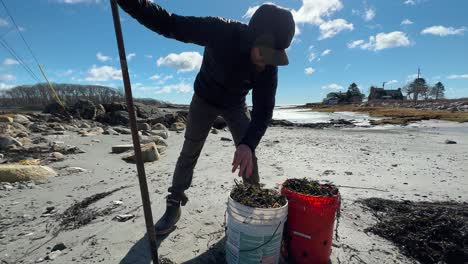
[109,1,159,263]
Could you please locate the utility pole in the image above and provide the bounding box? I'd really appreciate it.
[109,1,159,263]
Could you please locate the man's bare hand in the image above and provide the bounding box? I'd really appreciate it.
[232,144,253,178]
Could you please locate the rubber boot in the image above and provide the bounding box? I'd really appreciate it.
[155,194,187,235]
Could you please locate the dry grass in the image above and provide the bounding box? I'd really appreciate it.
[308,106,468,125]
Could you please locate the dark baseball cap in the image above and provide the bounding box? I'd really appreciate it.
[248,4,295,66]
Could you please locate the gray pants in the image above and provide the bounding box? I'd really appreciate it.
[168,94,259,201]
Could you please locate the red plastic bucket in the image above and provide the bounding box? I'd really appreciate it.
[281,183,340,264]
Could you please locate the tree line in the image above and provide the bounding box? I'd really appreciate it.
[0,83,169,109]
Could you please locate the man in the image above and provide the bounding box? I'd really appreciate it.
[117,0,295,235]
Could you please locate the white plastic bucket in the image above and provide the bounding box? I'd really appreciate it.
[226,196,288,264]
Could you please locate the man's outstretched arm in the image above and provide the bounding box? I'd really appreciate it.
[240,66,278,152]
[232,66,278,178]
[117,0,237,47]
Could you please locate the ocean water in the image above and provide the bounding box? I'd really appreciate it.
[272,108,379,126]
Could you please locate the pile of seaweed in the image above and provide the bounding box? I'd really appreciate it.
[283,178,339,196]
[230,182,286,209]
[360,198,468,264]
[57,186,128,232]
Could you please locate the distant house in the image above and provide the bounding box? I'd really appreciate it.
[323,90,363,105]
[368,87,404,101]
[323,92,344,105]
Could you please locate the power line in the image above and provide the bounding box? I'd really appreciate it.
[0,0,41,67]
[0,37,41,83]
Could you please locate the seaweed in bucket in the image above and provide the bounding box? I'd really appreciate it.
[230,181,287,208]
[283,178,339,196]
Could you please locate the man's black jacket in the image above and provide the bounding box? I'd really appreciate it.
[117,0,278,151]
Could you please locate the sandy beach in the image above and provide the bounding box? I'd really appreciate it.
[1,116,467,264]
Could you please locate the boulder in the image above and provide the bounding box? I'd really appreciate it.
[170,122,186,132]
[103,128,119,135]
[106,111,130,125]
[112,145,135,154]
[80,123,91,129]
[141,135,168,147]
[122,142,160,163]
[13,114,30,125]
[102,102,127,113]
[18,137,32,145]
[211,128,219,134]
[0,136,22,150]
[16,132,29,138]
[50,152,65,161]
[29,123,48,133]
[137,122,151,131]
[96,104,106,118]
[152,123,167,131]
[0,123,11,134]
[0,165,57,183]
[10,122,28,132]
[145,130,169,139]
[113,144,166,154]
[43,102,65,115]
[0,116,13,123]
[89,127,104,134]
[114,127,132,135]
[63,167,87,173]
[213,116,227,129]
[73,99,97,120]
[445,139,457,144]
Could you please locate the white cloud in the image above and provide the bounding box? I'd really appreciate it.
[155,82,192,94]
[363,7,376,21]
[149,74,173,85]
[3,58,19,66]
[0,18,8,27]
[386,80,398,85]
[319,19,353,39]
[157,51,202,73]
[447,74,468,79]
[96,52,111,62]
[145,55,153,59]
[322,83,343,89]
[127,53,136,61]
[149,74,161,81]
[421,26,466,36]
[404,0,416,5]
[304,67,315,75]
[0,74,15,82]
[347,40,365,48]
[292,0,343,25]
[308,52,316,62]
[401,19,413,25]
[53,0,100,4]
[348,31,410,51]
[321,49,332,56]
[84,65,122,82]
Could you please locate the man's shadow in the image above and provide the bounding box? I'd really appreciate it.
[119,232,227,264]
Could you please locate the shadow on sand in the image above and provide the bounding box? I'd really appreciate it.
[119,232,227,264]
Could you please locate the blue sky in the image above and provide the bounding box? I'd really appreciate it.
[0,0,467,104]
